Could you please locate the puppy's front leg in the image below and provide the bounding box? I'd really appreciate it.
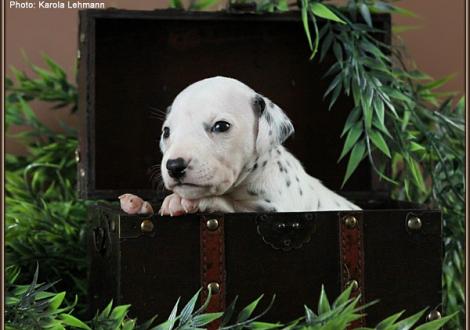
[198,196,236,213]
[159,194,235,216]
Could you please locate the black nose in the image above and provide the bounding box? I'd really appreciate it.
[166,158,187,179]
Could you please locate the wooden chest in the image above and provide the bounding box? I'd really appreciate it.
[78,9,442,327]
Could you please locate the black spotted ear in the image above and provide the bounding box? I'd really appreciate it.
[252,94,266,116]
[254,95,294,154]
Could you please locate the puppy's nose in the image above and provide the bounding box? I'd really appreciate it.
[166,158,188,179]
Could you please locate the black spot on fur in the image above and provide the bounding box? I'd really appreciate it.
[276,149,281,155]
[277,161,284,172]
[286,160,291,167]
[264,111,273,124]
[317,199,321,209]
[262,160,267,167]
[253,95,266,116]
[264,199,271,203]
[286,180,291,187]
[252,163,258,171]
[268,129,273,136]
[295,176,299,182]
[299,188,303,196]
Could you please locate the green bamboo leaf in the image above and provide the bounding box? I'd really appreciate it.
[110,305,131,325]
[421,74,455,91]
[410,142,426,152]
[179,289,201,324]
[390,4,418,18]
[60,314,92,330]
[317,285,331,314]
[48,291,66,311]
[301,0,313,50]
[392,309,425,330]
[100,300,114,318]
[368,130,391,158]
[249,321,282,330]
[191,312,223,326]
[237,295,264,322]
[332,42,343,63]
[311,3,346,24]
[342,140,366,187]
[122,319,137,330]
[339,122,363,161]
[190,0,218,10]
[392,25,422,34]
[414,313,456,330]
[407,157,426,193]
[362,87,374,129]
[169,0,183,9]
[324,74,342,98]
[359,4,373,27]
[341,108,361,137]
[221,296,239,326]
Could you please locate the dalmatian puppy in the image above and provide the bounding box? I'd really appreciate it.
[121,76,360,216]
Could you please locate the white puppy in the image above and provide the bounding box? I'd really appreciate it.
[154,76,360,216]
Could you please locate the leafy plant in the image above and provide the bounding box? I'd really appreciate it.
[294,1,465,327]
[6,269,454,330]
[5,56,88,311]
[169,0,219,11]
[5,266,90,330]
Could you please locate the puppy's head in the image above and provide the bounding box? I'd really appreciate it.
[159,76,294,199]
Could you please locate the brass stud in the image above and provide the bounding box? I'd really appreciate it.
[75,148,81,163]
[77,49,81,59]
[344,216,358,229]
[346,279,359,291]
[110,219,116,232]
[206,219,219,231]
[141,219,154,233]
[207,282,220,294]
[426,310,441,322]
[407,216,422,230]
[79,168,86,177]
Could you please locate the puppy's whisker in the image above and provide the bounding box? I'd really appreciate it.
[148,107,167,121]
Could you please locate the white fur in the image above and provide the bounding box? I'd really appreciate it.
[158,76,360,216]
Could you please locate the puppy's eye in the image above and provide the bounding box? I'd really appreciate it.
[162,127,170,139]
[212,121,231,133]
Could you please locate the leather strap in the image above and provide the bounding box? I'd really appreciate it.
[200,215,226,330]
[339,212,366,328]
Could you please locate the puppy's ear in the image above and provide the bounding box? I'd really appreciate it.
[253,94,294,154]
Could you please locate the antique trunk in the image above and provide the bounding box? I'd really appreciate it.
[79,9,443,327]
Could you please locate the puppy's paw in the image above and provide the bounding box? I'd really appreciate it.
[159,193,199,216]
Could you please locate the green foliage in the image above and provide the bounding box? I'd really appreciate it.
[296,1,465,327]
[6,54,77,114]
[169,0,219,11]
[5,266,90,330]
[5,56,88,311]
[6,270,454,330]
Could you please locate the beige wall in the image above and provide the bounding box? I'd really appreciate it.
[5,1,466,154]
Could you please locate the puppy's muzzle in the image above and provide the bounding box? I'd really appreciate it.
[166,157,188,179]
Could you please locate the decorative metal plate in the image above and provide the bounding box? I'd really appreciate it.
[256,213,316,251]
